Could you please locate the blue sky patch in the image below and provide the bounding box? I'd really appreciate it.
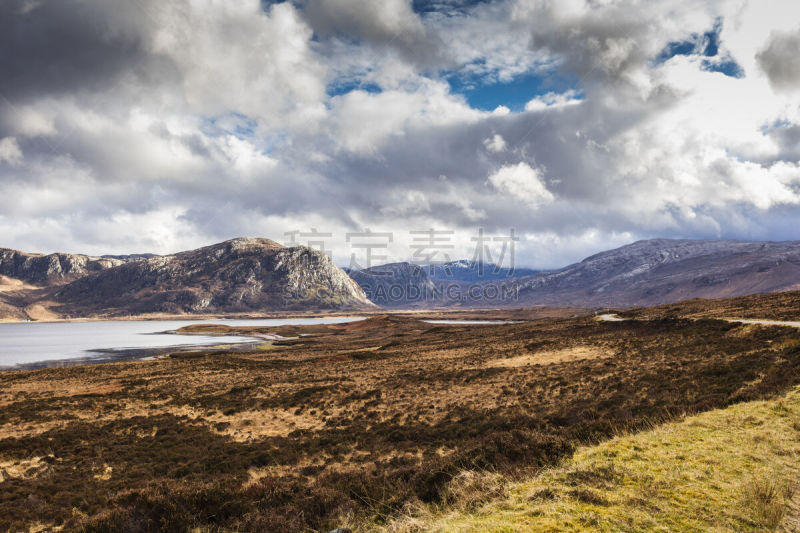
[657,18,722,62]
[327,79,382,98]
[702,56,745,78]
[202,113,257,139]
[446,70,579,112]
[655,17,743,78]
[412,0,492,15]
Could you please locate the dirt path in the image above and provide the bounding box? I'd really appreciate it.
[727,318,800,328]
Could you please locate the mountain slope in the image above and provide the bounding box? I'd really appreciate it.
[348,262,435,307]
[508,239,800,307]
[0,249,124,285]
[4,238,800,317]
[426,260,541,282]
[53,238,372,315]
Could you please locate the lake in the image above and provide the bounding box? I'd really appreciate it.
[422,320,519,325]
[0,317,365,369]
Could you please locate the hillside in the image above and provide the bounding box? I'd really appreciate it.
[381,385,800,532]
[5,238,800,317]
[350,239,800,309]
[348,262,436,307]
[0,249,124,284]
[53,238,372,315]
[505,239,800,308]
[0,238,372,318]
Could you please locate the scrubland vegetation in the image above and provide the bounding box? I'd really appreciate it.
[1,300,800,531]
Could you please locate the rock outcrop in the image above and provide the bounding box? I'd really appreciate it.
[53,238,372,315]
[0,249,124,284]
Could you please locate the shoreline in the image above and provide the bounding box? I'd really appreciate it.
[0,340,269,372]
[0,305,592,324]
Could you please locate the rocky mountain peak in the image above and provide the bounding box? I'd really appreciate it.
[0,248,124,285]
[51,239,371,315]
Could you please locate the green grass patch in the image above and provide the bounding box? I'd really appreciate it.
[379,386,800,532]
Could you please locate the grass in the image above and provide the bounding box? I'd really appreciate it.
[2,313,800,531]
[623,289,800,322]
[379,386,800,532]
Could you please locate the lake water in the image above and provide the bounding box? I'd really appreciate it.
[0,317,365,369]
[422,320,519,325]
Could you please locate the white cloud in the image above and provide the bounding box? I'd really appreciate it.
[327,80,481,154]
[483,133,507,153]
[757,28,800,91]
[488,162,554,207]
[150,1,327,130]
[524,91,582,112]
[305,0,426,45]
[3,0,800,266]
[0,137,22,166]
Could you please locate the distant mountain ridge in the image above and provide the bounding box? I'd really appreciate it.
[346,260,543,307]
[346,239,800,309]
[3,238,800,318]
[506,239,800,307]
[425,260,542,282]
[348,262,435,307]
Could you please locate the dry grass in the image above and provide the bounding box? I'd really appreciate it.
[379,386,800,532]
[741,474,795,530]
[23,302,60,321]
[2,313,800,531]
[625,289,800,322]
[486,346,611,368]
[0,456,54,483]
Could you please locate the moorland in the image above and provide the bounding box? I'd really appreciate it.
[3,292,800,531]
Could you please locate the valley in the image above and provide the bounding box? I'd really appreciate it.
[3,238,800,531]
[5,2,798,531]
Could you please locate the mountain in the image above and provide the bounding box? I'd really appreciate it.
[53,238,371,315]
[506,239,800,308]
[0,238,372,319]
[348,262,435,307]
[101,253,157,261]
[0,249,124,284]
[348,239,800,309]
[0,249,127,320]
[348,261,542,306]
[4,238,800,318]
[426,260,541,282]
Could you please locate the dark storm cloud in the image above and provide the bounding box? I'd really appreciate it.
[1,0,799,265]
[0,0,172,103]
[757,28,800,91]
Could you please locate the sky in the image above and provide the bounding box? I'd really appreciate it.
[1,0,800,269]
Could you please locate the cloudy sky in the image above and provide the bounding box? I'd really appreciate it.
[1,0,800,268]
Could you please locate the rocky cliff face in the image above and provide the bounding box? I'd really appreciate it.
[349,262,436,307]
[506,239,800,308]
[53,238,372,315]
[0,249,124,284]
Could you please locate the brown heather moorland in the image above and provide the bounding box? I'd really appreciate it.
[619,288,800,322]
[1,297,800,531]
